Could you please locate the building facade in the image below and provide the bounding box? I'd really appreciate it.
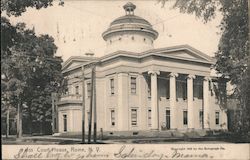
[53,2,228,134]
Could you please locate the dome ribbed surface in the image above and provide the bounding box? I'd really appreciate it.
[110,15,152,26]
[102,3,158,40]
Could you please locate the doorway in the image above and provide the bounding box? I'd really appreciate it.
[166,109,170,130]
[63,114,67,132]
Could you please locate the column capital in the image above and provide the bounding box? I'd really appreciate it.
[187,74,196,80]
[169,72,179,78]
[203,76,211,81]
[148,70,160,75]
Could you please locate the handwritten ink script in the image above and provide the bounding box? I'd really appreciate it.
[2,144,249,160]
[13,147,109,159]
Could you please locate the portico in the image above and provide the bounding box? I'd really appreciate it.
[146,71,211,130]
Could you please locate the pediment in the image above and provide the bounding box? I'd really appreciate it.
[62,56,97,71]
[165,51,208,61]
[64,61,83,70]
[148,45,215,64]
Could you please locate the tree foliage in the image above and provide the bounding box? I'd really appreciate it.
[1,0,64,17]
[159,0,219,22]
[1,0,53,16]
[1,0,65,134]
[159,0,250,135]
[1,16,64,130]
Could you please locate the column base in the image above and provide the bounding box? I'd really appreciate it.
[170,128,177,131]
[150,128,159,131]
[203,128,210,131]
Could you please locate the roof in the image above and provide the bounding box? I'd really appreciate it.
[102,3,158,40]
[111,15,152,26]
[62,44,215,74]
[141,45,215,63]
[62,56,97,71]
[98,44,215,64]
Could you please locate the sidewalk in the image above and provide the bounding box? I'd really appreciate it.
[2,134,234,144]
[2,135,80,144]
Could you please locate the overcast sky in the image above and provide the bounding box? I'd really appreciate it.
[9,0,222,61]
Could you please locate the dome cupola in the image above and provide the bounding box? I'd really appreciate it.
[123,2,136,15]
[102,2,158,53]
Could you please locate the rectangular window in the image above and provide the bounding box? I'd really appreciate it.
[148,109,151,127]
[54,118,57,130]
[63,114,67,132]
[87,111,90,121]
[215,111,220,125]
[148,79,151,98]
[166,109,170,129]
[75,85,79,95]
[131,109,137,126]
[198,84,203,99]
[111,109,115,126]
[131,77,136,94]
[194,80,203,99]
[199,110,203,127]
[166,79,170,99]
[176,80,187,99]
[110,79,114,95]
[87,83,91,98]
[183,82,187,100]
[183,111,188,125]
[64,87,69,95]
[193,82,198,98]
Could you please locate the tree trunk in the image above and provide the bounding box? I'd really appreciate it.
[6,106,9,138]
[39,120,43,135]
[17,104,20,138]
[28,104,32,135]
[16,101,23,138]
[42,120,44,135]
[19,102,23,138]
[51,93,55,134]
[248,0,250,45]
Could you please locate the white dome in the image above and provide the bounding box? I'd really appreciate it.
[102,2,158,53]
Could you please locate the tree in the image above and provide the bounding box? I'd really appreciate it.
[159,0,250,136]
[1,0,64,16]
[1,0,53,16]
[1,0,64,137]
[1,17,27,137]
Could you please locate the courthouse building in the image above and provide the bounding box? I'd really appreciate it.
[53,2,228,134]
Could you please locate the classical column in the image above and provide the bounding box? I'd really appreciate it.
[117,72,129,131]
[187,74,196,129]
[148,71,160,130]
[169,72,178,130]
[203,77,210,129]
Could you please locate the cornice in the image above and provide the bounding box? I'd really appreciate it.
[62,45,215,73]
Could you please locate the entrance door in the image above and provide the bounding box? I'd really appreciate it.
[166,110,170,129]
[63,114,67,132]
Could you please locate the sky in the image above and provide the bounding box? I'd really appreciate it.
[8,0,223,61]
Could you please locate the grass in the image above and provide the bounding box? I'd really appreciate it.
[2,130,250,144]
